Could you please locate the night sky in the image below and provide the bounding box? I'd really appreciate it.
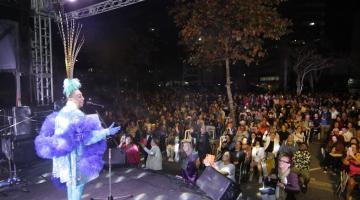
[0,0,359,106]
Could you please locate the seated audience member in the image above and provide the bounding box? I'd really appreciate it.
[293,143,311,193]
[250,138,265,183]
[278,124,290,145]
[343,143,360,200]
[277,153,301,200]
[205,151,235,182]
[279,135,298,156]
[323,135,345,173]
[293,126,305,144]
[140,137,162,170]
[118,135,140,167]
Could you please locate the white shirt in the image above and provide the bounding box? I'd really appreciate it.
[294,132,305,143]
[331,110,339,119]
[252,146,265,163]
[343,130,353,143]
[215,161,235,181]
[144,145,162,170]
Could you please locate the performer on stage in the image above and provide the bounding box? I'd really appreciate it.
[34,15,120,200]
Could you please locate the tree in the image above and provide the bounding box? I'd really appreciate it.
[291,47,332,95]
[172,0,290,121]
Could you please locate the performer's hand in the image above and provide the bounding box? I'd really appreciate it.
[107,122,121,135]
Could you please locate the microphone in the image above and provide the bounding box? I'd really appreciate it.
[86,100,105,108]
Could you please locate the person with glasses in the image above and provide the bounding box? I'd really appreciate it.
[276,154,300,200]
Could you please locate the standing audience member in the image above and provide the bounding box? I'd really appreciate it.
[196,126,212,168]
[140,137,162,170]
[277,154,300,200]
[179,134,200,184]
[118,135,140,167]
[293,143,311,193]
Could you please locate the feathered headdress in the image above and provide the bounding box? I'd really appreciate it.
[182,129,192,143]
[57,11,85,97]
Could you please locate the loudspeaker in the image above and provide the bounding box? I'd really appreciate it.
[12,106,32,136]
[12,135,38,165]
[196,166,241,200]
[0,20,18,71]
[103,148,126,166]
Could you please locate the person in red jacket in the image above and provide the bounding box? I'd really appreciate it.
[118,135,140,167]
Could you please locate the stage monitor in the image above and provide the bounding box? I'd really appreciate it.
[196,166,241,200]
[0,20,18,71]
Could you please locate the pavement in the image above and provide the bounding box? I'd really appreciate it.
[0,141,348,200]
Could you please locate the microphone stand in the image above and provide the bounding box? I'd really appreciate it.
[90,109,133,200]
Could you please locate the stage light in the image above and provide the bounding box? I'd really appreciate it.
[68,0,76,2]
[309,21,315,26]
[115,176,125,183]
[95,182,103,189]
[134,193,147,200]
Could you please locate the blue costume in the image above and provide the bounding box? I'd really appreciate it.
[34,15,120,200]
[35,100,117,200]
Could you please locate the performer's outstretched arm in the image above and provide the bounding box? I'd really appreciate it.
[84,122,120,145]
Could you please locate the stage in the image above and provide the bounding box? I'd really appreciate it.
[0,161,211,200]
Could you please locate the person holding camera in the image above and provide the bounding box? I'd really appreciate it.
[343,143,360,200]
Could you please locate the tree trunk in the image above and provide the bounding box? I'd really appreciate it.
[225,58,235,123]
[283,56,288,93]
[296,77,302,96]
[309,72,314,93]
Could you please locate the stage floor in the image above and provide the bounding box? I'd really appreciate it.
[0,161,210,200]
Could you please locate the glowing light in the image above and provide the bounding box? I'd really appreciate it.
[134,193,147,200]
[68,0,76,2]
[41,173,51,177]
[95,182,103,189]
[125,168,134,173]
[309,22,315,26]
[36,179,46,184]
[115,176,125,183]
[179,193,192,200]
[154,195,167,200]
[198,37,202,41]
[137,172,148,179]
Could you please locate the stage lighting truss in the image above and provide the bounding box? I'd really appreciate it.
[30,0,145,105]
[66,0,145,19]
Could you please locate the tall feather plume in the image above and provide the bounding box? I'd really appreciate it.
[57,11,85,79]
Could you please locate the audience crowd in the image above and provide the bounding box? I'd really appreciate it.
[101,90,360,200]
